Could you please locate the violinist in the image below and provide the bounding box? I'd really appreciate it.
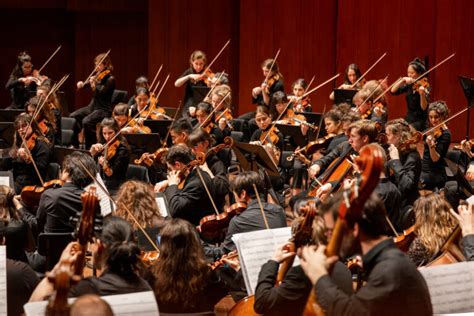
[323,109,348,153]
[406,193,457,266]
[353,79,388,125]
[251,58,284,107]
[450,202,474,261]
[127,76,149,106]
[188,128,230,210]
[203,171,286,261]
[300,193,432,316]
[174,50,209,119]
[209,84,234,133]
[113,102,152,134]
[270,91,309,137]
[250,106,284,164]
[36,81,62,145]
[195,102,225,144]
[329,63,363,101]
[70,52,116,148]
[30,217,152,300]
[6,51,46,109]
[288,78,312,112]
[391,57,430,131]
[385,119,422,221]
[154,144,215,226]
[458,139,474,182]
[8,113,51,194]
[170,118,193,145]
[25,95,57,144]
[22,152,97,271]
[420,101,451,190]
[130,87,168,121]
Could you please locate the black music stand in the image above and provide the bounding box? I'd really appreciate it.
[0,109,23,122]
[295,112,326,139]
[123,133,161,161]
[459,76,474,139]
[143,120,172,137]
[275,124,307,148]
[233,142,279,177]
[333,89,357,105]
[0,122,15,149]
[52,147,91,166]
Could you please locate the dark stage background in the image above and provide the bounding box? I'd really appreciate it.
[1,0,473,140]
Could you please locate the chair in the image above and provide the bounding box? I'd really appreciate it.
[61,117,76,130]
[61,129,74,146]
[37,232,74,271]
[126,164,150,182]
[46,162,61,181]
[111,89,128,105]
[230,131,243,143]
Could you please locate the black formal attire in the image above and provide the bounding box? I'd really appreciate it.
[374,178,402,232]
[420,129,451,190]
[388,150,421,212]
[178,67,208,119]
[97,141,130,193]
[250,128,284,151]
[206,154,230,211]
[203,199,287,260]
[254,261,352,316]
[5,74,37,109]
[391,84,430,131]
[6,259,39,316]
[312,141,354,176]
[68,270,151,297]
[10,138,51,194]
[164,168,215,226]
[325,134,348,155]
[462,234,474,262]
[70,71,115,148]
[156,269,229,314]
[315,239,432,316]
[1,216,29,262]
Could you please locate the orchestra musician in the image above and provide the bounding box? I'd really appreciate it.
[36,81,62,145]
[127,76,149,106]
[70,52,116,149]
[195,102,225,144]
[300,193,433,315]
[329,63,363,101]
[270,91,309,137]
[391,57,430,131]
[323,109,348,153]
[289,78,312,112]
[6,51,46,109]
[170,118,193,145]
[250,106,284,164]
[353,79,388,126]
[130,87,168,120]
[90,118,130,193]
[174,50,209,119]
[450,202,474,262]
[209,84,234,132]
[25,95,57,144]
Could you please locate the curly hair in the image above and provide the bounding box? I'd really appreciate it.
[385,118,419,153]
[114,180,163,229]
[152,218,210,310]
[0,185,19,223]
[413,193,457,256]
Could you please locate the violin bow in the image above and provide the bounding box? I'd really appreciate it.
[356,75,389,112]
[253,184,270,230]
[350,52,387,88]
[412,53,455,84]
[77,159,160,252]
[143,73,171,121]
[83,49,111,83]
[422,104,474,136]
[203,39,231,75]
[149,64,163,93]
[262,74,339,144]
[195,167,220,216]
[17,131,45,186]
[314,104,327,140]
[38,45,62,74]
[198,92,231,129]
[262,49,281,86]
[203,70,226,101]
[161,101,181,147]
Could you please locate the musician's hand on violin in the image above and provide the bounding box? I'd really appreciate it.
[450,203,474,236]
[388,144,400,160]
[218,118,227,131]
[308,164,321,179]
[76,81,84,89]
[221,255,241,272]
[340,83,352,89]
[89,78,96,90]
[299,245,338,285]
[167,170,181,186]
[466,164,474,181]
[90,143,103,156]
[154,180,169,193]
[418,85,426,95]
[188,74,201,83]
[53,241,82,274]
[18,148,29,162]
[13,195,23,211]
[121,126,134,134]
[98,156,106,166]
[316,183,332,201]
[301,123,309,136]
[403,77,415,85]
[252,86,262,98]
[189,106,196,117]
[426,135,436,149]
[271,242,296,263]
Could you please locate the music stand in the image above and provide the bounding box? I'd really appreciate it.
[459,76,474,139]
[0,122,15,149]
[275,124,307,148]
[0,109,23,122]
[123,133,161,161]
[333,89,357,105]
[52,147,91,166]
[143,119,172,136]
[233,142,279,177]
[295,112,326,138]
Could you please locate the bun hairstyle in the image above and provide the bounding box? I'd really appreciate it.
[409,57,426,74]
[100,216,141,278]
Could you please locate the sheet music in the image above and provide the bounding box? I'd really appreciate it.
[232,227,298,295]
[24,291,159,316]
[155,196,169,217]
[86,173,114,217]
[0,246,7,316]
[420,261,474,313]
[0,177,9,187]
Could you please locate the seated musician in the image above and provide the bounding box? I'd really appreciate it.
[188,127,230,210]
[309,119,379,199]
[352,79,388,126]
[152,218,230,313]
[300,193,433,315]
[30,216,152,300]
[195,101,225,144]
[254,199,352,316]
[406,193,457,266]
[154,144,215,226]
[209,84,234,133]
[270,91,309,138]
[451,202,474,261]
[112,103,151,134]
[8,113,51,194]
[90,118,130,193]
[25,95,57,144]
[130,87,168,120]
[250,106,284,162]
[288,78,312,112]
[322,109,348,154]
[170,118,193,145]
[127,76,149,106]
[36,80,62,144]
[203,171,286,260]
[329,63,363,101]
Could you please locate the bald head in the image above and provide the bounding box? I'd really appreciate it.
[70,294,113,316]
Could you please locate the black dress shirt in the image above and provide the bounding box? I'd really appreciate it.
[315,239,432,316]
[391,84,429,131]
[462,234,474,262]
[388,150,421,210]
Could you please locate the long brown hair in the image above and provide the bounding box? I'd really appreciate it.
[0,185,19,223]
[152,218,210,310]
[9,113,48,159]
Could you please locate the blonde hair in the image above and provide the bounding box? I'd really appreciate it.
[189,50,207,65]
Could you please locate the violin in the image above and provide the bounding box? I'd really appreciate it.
[25,132,38,152]
[20,179,65,209]
[262,74,280,94]
[135,147,169,167]
[141,250,160,266]
[393,225,416,252]
[127,118,152,134]
[45,263,79,315]
[289,95,311,112]
[453,138,474,151]
[198,68,215,86]
[412,77,430,93]
[210,250,239,270]
[92,69,111,84]
[177,152,207,189]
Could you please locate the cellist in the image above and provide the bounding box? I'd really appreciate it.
[300,193,432,315]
